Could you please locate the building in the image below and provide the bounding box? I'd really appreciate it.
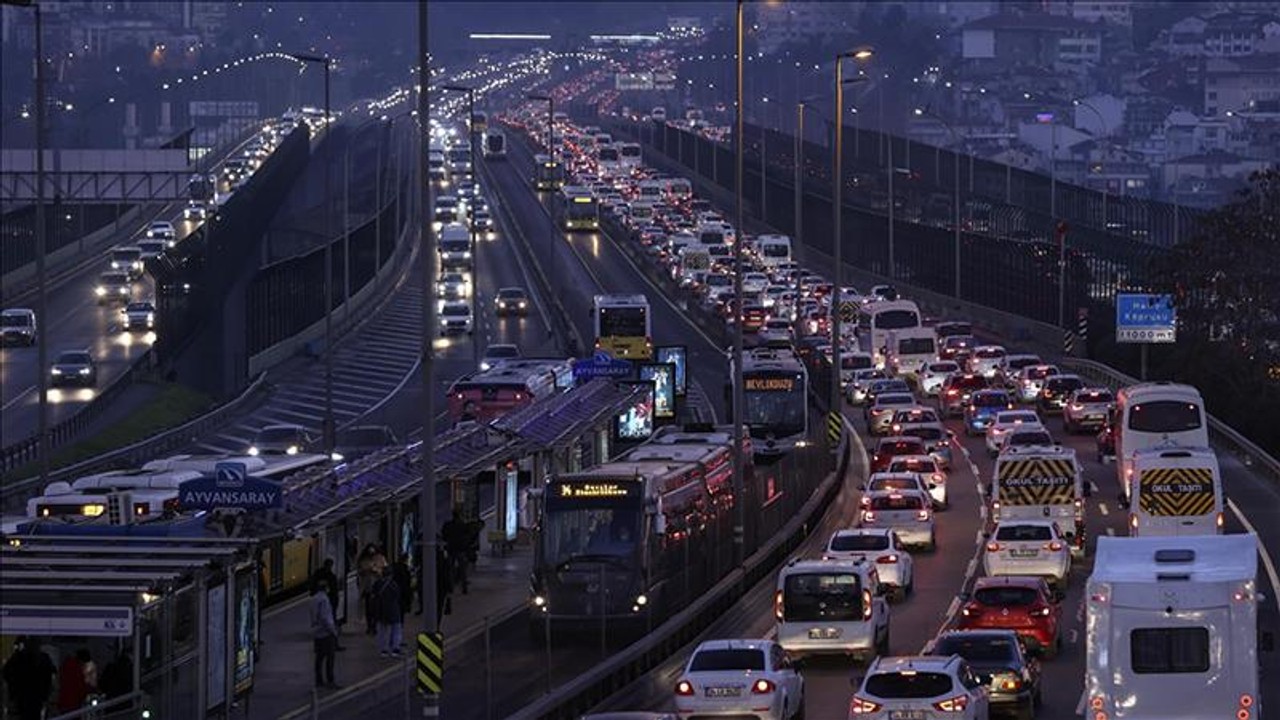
[752,3,854,55]
[1070,1,1133,28]
[1204,54,1280,116]
[961,11,1103,67]
[1202,12,1280,56]
[1162,149,1270,202]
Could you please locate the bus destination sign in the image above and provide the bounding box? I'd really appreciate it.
[744,376,796,392]
[556,482,642,499]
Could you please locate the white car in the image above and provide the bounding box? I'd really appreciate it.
[850,655,991,720]
[674,639,804,720]
[146,221,176,242]
[121,301,156,332]
[439,300,474,335]
[916,360,960,396]
[884,455,948,509]
[860,489,935,550]
[757,319,794,347]
[967,345,1007,379]
[1015,364,1060,403]
[437,271,471,299]
[825,528,915,598]
[984,410,1043,457]
[983,520,1071,588]
[741,272,770,295]
[184,201,208,221]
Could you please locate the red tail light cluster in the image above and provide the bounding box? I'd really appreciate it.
[876,554,899,564]
[751,679,775,694]
[675,680,695,696]
[849,696,881,714]
[933,694,969,712]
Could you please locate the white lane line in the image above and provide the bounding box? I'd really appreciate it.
[1099,502,1109,516]
[1,385,35,413]
[1227,497,1280,616]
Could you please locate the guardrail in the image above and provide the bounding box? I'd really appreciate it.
[1062,358,1280,488]
[1,372,268,513]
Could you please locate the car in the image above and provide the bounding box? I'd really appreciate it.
[964,389,1015,436]
[996,427,1055,456]
[109,246,145,280]
[1,308,37,346]
[439,299,474,335]
[887,406,941,432]
[472,209,496,240]
[956,576,1062,658]
[824,528,915,598]
[926,630,1041,720]
[95,271,132,305]
[184,200,208,221]
[121,301,156,332]
[847,369,889,405]
[757,319,794,347]
[774,558,890,662]
[938,373,990,418]
[673,639,804,720]
[862,471,933,510]
[479,343,521,372]
[985,411,1043,457]
[864,378,911,407]
[1014,364,1060,403]
[885,454,948,508]
[859,488,935,550]
[437,271,471,299]
[916,360,960,396]
[895,420,955,470]
[934,320,973,340]
[494,287,529,317]
[582,715,676,720]
[146,221,176,242]
[49,349,97,387]
[938,334,975,362]
[967,345,1007,378]
[1062,387,1114,434]
[136,238,167,260]
[332,425,399,464]
[996,354,1042,389]
[248,424,315,456]
[866,393,918,435]
[983,520,1071,589]
[849,654,991,720]
[1035,373,1084,415]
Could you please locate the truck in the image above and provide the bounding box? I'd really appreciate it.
[1086,534,1262,720]
[1125,446,1224,537]
[992,445,1086,556]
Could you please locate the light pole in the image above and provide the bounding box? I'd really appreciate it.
[1072,98,1110,228]
[287,51,334,454]
[5,0,49,482]
[794,100,806,341]
[914,107,963,300]
[733,0,746,567]
[832,48,873,415]
[527,93,554,164]
[442,83,479,366]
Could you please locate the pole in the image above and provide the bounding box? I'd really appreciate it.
[1057,221,1067,330]
[1140,344,1149,381]
[467,89,478,367]
[417,5,440,715]
[33,3,49,483]
[831,55,844,416]
[731,0,746,567]
[343,142,351,314]
[887,137,895,279]
[1050,122,1057,221]
[760,125,766,222]
[322,59,334,455]
[794,102,804,341]
[953,142,961,299]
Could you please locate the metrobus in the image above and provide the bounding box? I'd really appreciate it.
[664,178,693,205]
[596,144,622,175]
[530,430,741,630]
[1113,383,1207,498]
[730,347,810,455]
[619,142,642,170]
[558,186,600,231]
[533,153,565,191]
[860,299,923,368]
[482,128,507,158]
[446,358,573,423]
[593,294,652,359]
[755,234,792,271]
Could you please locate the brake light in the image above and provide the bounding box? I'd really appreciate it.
[860,496,871,507]
[933,694,969,712]
[932,473,944,484]
[961,604,979,617]
[876,554,898,564]
[1217,511,1225,530]
[675,680,695,696]
[862,589,873,620]
[891,424,902,432]
[751,679,775,694]
[995,673,1022,692]
[862,510,876,522]
[774,590,783,620]
[916,509,931,521]
[849,696,882,714]
[1042,389,1052,398]
[1047,541,1065,552]
[986,541,1001,552]
[947,389,959,396]
[1029,606,1052,617]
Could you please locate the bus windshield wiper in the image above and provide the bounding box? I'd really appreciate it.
[556,553,631,570]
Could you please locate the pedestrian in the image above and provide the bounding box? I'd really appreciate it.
[2,636,56,720]
[310,579,339,689]
[312,557,346,650]
[373,566,404,657]
[435,545,454,626]
[391,557,413,641]
[441,510,471,594]
[56,647,91,712]
[356,543,386,635]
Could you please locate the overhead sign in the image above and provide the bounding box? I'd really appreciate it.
[0,605,133,637]
[1116,293,1176,344]
[189,100,260,118]
[179,462,283,511]
[572,350,634,382]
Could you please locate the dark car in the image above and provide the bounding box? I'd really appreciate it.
[934,320,973,340]
[938,373,990,418]
[333,425,399,464]
[938,334,975,361]
[494,287,530,317]
[1096,419,1117,463]
[964,389,1014,436]
[1036,374,1085,415]
[928,630,1041,720]
[870,436,929,474]
[50,349,97,387]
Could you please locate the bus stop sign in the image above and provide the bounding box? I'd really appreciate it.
[572,350,634,382]
[179,462,283,511]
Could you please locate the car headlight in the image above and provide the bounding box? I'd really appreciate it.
[95,287,106,296]
[118,287,129,295]
[247,446,260,456]
[79,368,91,375]
[330,452,345,463]
[286,445,299,455]
[480,361,491,372]
[51,368,63,375]
[519,301,527,308]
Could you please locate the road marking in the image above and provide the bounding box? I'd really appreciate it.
[1227,497,1280,616]
[1098,502,1109,516]
[1,385,35,413]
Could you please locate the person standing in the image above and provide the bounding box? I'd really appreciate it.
[56,647,90,712]
[356,544,386,635]
[373,566,404,657]
[310,580,339,689]
[391,558,413,648]
[311,558,345,650]
[2,636,56,720]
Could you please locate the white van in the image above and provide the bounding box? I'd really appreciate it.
[887,327,938,381]
[1086,534,1261,720]
[1126,446,1223,536]
[438,223,472,270]
[774,558,890,662]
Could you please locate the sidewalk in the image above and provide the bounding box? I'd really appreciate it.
[249,514,532,719]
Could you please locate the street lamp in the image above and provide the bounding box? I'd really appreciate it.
[914,107,963,300]
[1072,98,1110,228]
[733,0,746,567]
[4,0,50,482]
[831,48,872,416]
[442,83,479,366]
[285,50,334,454]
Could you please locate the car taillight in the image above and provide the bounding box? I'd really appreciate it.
[995,672,1022,692]
[986,541,1001,552]
[862,510,876,522]
[876,554,898,564]
[1047,541,1065,552]
[849,696,881,715]
[751,679,775,694]
[860,496,871,507]
[947,389,959,396]
[862,589,873,620]
[1029,606,1052,617]
[916,509,931,521]
[1217,511,1225,530]
[1042,389,1052,398]
[675,680,695,696]
[1069,403,1084,412]
[891,424,902,432]
[774,590,783,620]
[933,694,970,712]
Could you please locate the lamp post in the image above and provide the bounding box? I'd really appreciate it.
[914,107,963,300]
[442,83,479,366]
[794,100,806,341]
[526,93,554,164]
[1072,98,1110,228]
[733,0,746,566]
[832,48,873,416]
[286,51,334,454]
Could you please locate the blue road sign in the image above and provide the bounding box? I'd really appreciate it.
[1116,293,1176,344]
[179,463,283,511]
[572,350,634,382]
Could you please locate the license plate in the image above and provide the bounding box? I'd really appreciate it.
[1010,548,1040,558]
[890,711,926,720]
[809,627,842,639]
[705,686,741,698]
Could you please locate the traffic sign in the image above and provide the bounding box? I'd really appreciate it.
[838,300,859,324]
[417,631,443,696]
[572,350,634,382]
[827,411,843,445]
[1116,293,1176,344]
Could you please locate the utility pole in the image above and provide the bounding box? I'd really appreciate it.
[831,49,872,416]
[793,101,804,342]
[732,0,746,566]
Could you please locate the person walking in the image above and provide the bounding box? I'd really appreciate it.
[441,510,471,594]
[310,580,339,689]
[435,545,454,626]
[311,558,346,650]
[373,566,404,657]
[356,544,386,635]
[2,636,56,720]
[56,647,91,712]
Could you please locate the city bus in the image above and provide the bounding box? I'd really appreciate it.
[446,358,573,424]
[592,294,652,360]
[558,186,600,231]
[533,153,565,191]
[619,142,642,170]
[730,347,810,455]
[530,430,742,631]
[1113,383,1208,498]
[860,299,923,368]
[482,128,507,159]
[596,144,622,176]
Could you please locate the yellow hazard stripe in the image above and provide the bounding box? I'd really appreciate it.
[416,632,443,695]
[1137,467,1217,516]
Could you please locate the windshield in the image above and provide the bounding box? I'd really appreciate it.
[257,427,301,442]
[782,573,863,622]
[1028,366,1058,380]
[744,379,807,437]
[830,534,890,552]
[699,231,725,245]
[498,290,525,300]
[1128,401,1202,433]
[542,504,641,567]
[928,362,959,373]
[996,524,1053,541]
[441,305,470,317]
[898,338,936,355]
[975,586,1039,606]
[890,458,937,473]
[1046,377,1083,393]
[874,309,920,330]
[56,352,91,364]
[1076,390,1113,404]
[869,494,924,510]
[112,250,140,261]
[903,427,944,442]
[865,672,954,699]
[620,145,641,158]
[690,649,765,672]
[973,393,1010,407]
[933,636,1017,664]
[101,273,128,285]
[869,477,921,492]
[975,348,1005,359]
[996,412,1039,425]
[598,148,620,162]
[126,303,153,313]
[877,396,915,408]
[440,239,470,253]
[762,243,790,258]
[936,322,973,337]
[599,306,647,337]
[2,315,31,327]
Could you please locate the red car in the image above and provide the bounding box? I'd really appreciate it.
[870,436,929,474]
[956,576,1062,658]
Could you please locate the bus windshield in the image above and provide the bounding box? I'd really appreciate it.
[744,374,806,436]
[874,309,920,330]
[898,338,935,355]
[1128,401,1202,433]
[542,504,641,567]
[598,147,620,162]
[598,306,647,337]
[782,573,862,622]
[762,243,790,258]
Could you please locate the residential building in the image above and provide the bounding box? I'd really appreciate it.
[1202,12,1280,56]
[961,11,1103,67]
[1070,1,1133,28]
[1204,54,1280,116]
[1162,149,1270,200]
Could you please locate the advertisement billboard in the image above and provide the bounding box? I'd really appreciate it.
[639,363,677,420]
[614,381,655,441]
[654,345,687,396]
